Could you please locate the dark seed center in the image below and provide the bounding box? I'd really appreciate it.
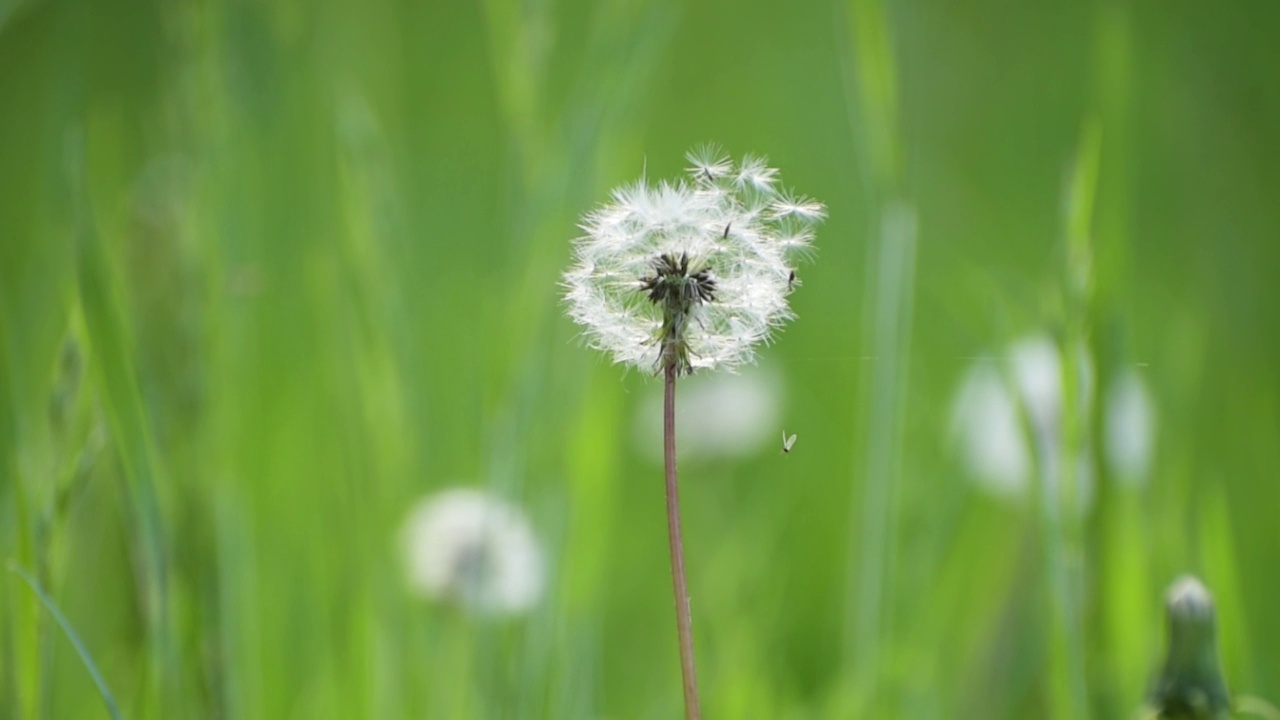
[639,252,717,307]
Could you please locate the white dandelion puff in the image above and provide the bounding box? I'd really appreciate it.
[563,149,824,375]
[400,487,545,617]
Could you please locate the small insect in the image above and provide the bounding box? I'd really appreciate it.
[782,432,797,453]
[787,270,796,292]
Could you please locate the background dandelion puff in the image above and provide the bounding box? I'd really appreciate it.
[400,487,545,617]
[949,333,1159,510]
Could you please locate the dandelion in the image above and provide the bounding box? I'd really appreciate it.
[948,335,1095,506]
[948,334,1158,511]
[400,487,545,617]
[1105,367,1157,483]
[563,147,823,719]
[632,367,783,462]
[564,147,820,377]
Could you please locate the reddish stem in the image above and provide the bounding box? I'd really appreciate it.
[664,363,701,719]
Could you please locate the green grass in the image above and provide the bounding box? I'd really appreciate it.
[3,0,1280,717]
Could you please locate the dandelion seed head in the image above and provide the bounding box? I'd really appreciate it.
[400,487,545,617]
[564,149,823,374]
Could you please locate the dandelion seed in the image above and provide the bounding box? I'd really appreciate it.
[733,154,779,193]
[770,191,827,223]
[686,143,733,182]
[400,487,544,617]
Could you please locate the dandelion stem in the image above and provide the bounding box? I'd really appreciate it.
[663,362,701,720]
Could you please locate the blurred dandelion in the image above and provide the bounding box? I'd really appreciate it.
[400,487,545,617]
[948,334,1157,510]
[947,354,1034,499]
[562,146,823,719]
[632,366,783,462]
[1105,367,1157,483]
[949,334,1094,505]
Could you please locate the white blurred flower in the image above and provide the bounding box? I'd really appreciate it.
[949,334,1158,509]
[947,359,1031,499]
[1105,368,1156,483]
[633,366,783,461]
[1008,337,1084,437]
[401,487,544,617]
[563,146,823,375]
[949,335,1096,509]
[947,333,1157,507]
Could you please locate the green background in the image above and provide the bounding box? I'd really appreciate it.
[2,0,1278,717]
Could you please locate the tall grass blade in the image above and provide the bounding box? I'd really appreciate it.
[8,562,123,720]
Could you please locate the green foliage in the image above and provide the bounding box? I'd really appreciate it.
[2,0,1279,717]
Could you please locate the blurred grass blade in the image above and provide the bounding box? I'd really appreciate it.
[65,126,178,715]
[847,200,917,703]
[838,0,914,707]
[841,0,903,193]
[8,562,123,720]
[1042,121,1102,720]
